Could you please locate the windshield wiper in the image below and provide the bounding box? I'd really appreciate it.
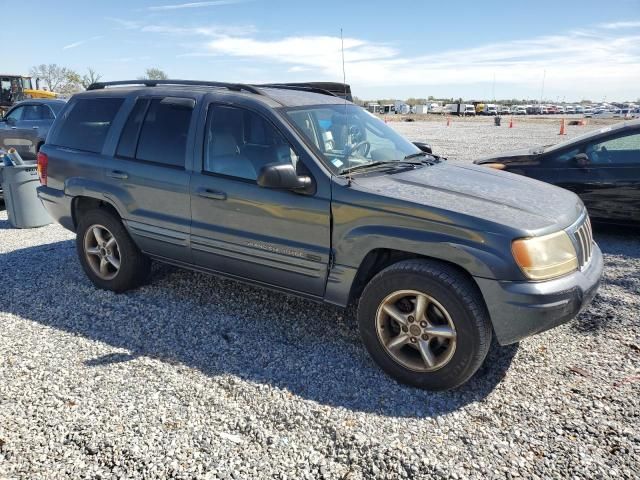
[403,152,429,160]
[339,160,422,175]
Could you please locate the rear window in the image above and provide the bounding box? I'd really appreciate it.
[53,98,123,153]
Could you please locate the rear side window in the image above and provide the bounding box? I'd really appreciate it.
[53,98,123,153]
[116,99,150,159]
[135,98,194,167]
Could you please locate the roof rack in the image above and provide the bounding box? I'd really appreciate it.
[85,79,353,103]
[86,79,263,95]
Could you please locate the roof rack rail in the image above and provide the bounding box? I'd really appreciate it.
[86,79,264,95]
[256,82,352,101]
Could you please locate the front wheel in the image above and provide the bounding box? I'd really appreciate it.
[357,259,492,390]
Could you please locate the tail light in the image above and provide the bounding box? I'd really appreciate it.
[37,151,48,186]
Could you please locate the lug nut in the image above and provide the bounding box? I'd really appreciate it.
[420,321,427,328]
[408,316,415,323]
[401,326,408,333]
[421,334,429,340]
[410,337,417,343]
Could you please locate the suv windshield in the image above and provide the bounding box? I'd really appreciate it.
[284,104,421,174]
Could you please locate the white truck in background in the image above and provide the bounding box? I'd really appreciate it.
[444,103,473,116]
[482,104,498,115]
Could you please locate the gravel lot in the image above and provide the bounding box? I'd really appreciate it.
[1,119,639,479]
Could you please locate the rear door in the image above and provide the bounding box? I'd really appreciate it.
[102,96,196,263]
[189,102,331,296]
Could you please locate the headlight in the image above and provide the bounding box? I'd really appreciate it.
[512,231,578,280]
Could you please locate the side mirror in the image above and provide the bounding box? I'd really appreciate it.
[573,153,590,167]
[412,142,432,154]
[257,163,312,191]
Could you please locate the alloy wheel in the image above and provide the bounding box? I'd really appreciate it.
[83,224,121,280]
[375,289,457,372]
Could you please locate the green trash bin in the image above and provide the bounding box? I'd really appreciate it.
[1,163,52,228]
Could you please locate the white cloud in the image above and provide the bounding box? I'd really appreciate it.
[63,36,103,50]
[598,20,640,29]
[105,17,142,29]
[197,29,640,98]
[148,0,249,11]
[141,24,256,36]
[104,16,640,99]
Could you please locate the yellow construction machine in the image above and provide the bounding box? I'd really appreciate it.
[0,74,56,115]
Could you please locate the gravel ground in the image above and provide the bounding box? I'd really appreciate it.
[1,121,639,479]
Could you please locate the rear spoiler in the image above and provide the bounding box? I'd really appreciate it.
[257,82,353,102]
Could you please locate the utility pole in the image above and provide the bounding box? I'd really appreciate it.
[492,72,496,102]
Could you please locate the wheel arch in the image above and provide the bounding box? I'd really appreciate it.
[347,248,481,305]
[71,195,122,231]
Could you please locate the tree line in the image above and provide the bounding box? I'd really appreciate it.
[29,64,168,94]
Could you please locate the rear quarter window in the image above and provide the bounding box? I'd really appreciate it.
[51,97,123,153]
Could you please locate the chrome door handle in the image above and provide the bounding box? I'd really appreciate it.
[107,170,128,179]
[196,187,226,200]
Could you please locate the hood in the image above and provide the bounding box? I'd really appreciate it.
[473,147,541,165]
[352,162,583,232]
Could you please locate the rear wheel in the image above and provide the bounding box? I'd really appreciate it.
[76,208,150,292]
[357,259,492,390]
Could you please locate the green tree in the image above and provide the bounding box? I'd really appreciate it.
[59,70,83,95]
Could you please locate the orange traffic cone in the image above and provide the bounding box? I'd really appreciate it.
[509,117,513,128]
[558,118,566,135]
[446,116,451,127]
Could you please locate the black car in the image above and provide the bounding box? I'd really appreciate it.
[474,119,640,226]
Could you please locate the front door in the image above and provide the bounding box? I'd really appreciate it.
[190,103,331,296]
[0,104,49,159]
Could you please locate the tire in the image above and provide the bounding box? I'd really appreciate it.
[357,259,492,390]
[75,208,151,292]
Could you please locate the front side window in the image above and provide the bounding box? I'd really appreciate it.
[284,104,420,174]
[52,98,124,153]
[585,132,640,165]
[204,104,297,181]
[5,106,24,122]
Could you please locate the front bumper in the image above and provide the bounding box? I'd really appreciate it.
[475,243,604,345]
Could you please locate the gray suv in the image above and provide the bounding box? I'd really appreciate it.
[37,80,603,390]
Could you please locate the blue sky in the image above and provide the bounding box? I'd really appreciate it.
[4,0,640,101]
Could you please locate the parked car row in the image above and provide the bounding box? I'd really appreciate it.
[367,101,639,118]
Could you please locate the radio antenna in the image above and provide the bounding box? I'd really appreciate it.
[340,28,352,185]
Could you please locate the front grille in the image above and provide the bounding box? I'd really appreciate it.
[573,215,593,269]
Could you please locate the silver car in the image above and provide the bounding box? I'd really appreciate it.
[0,99,66,160]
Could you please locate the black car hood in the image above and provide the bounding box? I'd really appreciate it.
[474,147,541,165]
[353,162,583,232]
